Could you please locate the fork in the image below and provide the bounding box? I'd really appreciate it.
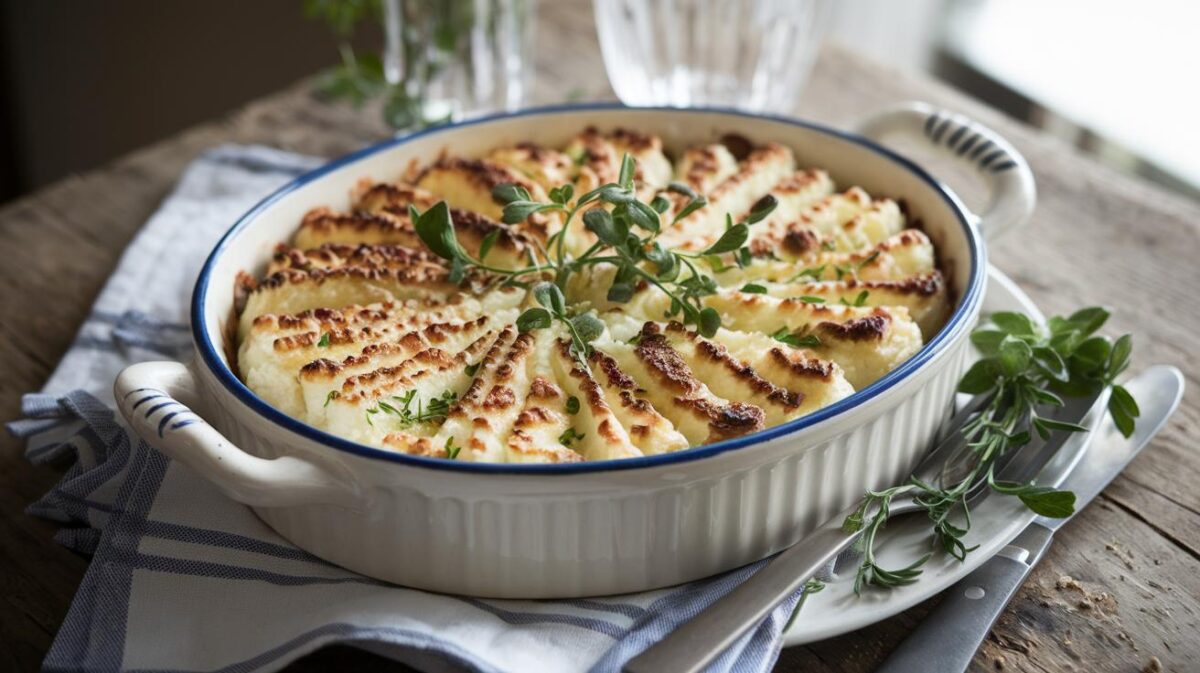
[624,387,1107,673]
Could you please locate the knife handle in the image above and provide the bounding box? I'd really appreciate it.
[875,525,1054,673]
[624,504,864,673]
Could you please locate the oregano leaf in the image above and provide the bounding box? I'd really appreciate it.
[478,229,500,262]
[697,307,721,337]
[1019,489,1076,518]
[492,182,531,205]
[516,307,551,333]
[583,208,628,246]
[702,223,749,255]
[414,201,464,262]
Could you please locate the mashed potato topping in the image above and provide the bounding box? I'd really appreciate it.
[235,128,951,463]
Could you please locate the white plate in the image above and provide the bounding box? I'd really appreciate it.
[783,264,1049,646]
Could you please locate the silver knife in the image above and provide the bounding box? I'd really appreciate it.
[874,364,1184,673]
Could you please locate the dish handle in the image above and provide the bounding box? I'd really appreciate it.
[855,101,1036,240]
[114,361,361,509]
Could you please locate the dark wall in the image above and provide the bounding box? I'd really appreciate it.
[0,0,370,202]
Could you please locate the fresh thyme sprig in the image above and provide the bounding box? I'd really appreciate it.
[368,389,458,428]
[411,154,778,363]
[843,307,1139,592]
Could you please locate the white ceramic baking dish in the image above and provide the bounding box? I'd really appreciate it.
[114,103,1034,598]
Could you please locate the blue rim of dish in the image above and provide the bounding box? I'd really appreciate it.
[192,103,985,475]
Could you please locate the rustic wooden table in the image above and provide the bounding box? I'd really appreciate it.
[2,6,1197,672]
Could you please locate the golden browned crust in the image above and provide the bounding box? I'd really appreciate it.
[557,339,628,420]
[492,332,534,384]
[663,322,803,410]
[300,207,406,237]
[574,129,619,185]
[448,328,515,417]
[234,271,256,314]
[607,127,659,153]
[706,143,790,203]
[771,169,827,195]
[382,433,436,456]
[483,385,516,409]
[528,376,561,400]
[682,147,724,187]
[842,272,943,297]
[339,348,458,402]
[718,133,753,160]
[355,182,438,214]
[767,347,836,381]
[634,323,701,396]
[578,126,660,155]
[272,325,395,353]
[510,141,575,169]
[692,399,765,442]
[816,310,892,342]
[256,265,461,293]
[269,243,445,275]
[598,418,623,444]
[781,229,821,256]
[589,348,640,390]
[299,340,410,381]
[298,202,535,268]
[297,317,490,382]
[635,322,766,441]
[693,336,802,409]
[418,156,534,196]
[251,298,458,331]
[840,229,928,267]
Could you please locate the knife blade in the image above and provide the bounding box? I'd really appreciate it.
[874,364,1184,673]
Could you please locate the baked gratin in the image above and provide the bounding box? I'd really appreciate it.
[235,128,952,463]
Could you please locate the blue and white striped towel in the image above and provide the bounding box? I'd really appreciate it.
[7,145,810,673]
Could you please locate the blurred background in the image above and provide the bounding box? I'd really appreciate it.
[1,0,1196,204]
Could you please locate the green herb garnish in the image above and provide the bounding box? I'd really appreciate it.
[565,395,580,415]
[784,578,827,631]
[841,290,870,307]
[424,390,457,421]
[844,307,1139,592]
[771,327,822,349]
[559,427,585,447]
[317,332,331,348]
[410,155,776,360]
[371,389,458,429]
[787,264,826,282]
[831,251,881,284]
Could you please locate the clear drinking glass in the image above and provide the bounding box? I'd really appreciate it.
[593,0,828,112]
[383,0,535,126]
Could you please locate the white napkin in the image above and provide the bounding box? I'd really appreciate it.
[8,145,809,673]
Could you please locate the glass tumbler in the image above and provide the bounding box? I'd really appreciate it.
[383,0,535,127]
[593,0,828,113]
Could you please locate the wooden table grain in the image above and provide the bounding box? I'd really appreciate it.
[2,5,1197,672]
